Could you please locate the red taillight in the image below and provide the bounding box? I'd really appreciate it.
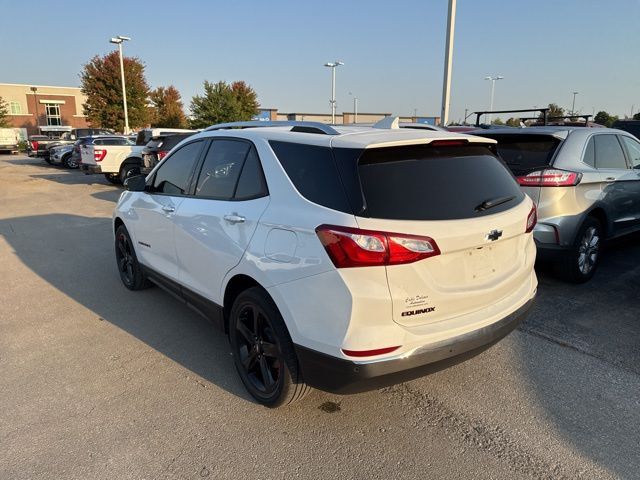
[517,169,581,187]
[94,149,107,162]
[157,150,168,161]
[315,225,440,268]
[526,204,537,233]
[31,141,39,150]
[342,346,401,358]
[430,139,467,147]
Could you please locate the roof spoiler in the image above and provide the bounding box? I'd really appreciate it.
[372,116,400,129]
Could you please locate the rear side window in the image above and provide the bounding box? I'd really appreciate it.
[269,141,352,213]
[151,141,203,195]
[358,145,524,221]
[594,135,628,169]
[234,147,268,200]
[195,140,250,199]
[481,135,560,176]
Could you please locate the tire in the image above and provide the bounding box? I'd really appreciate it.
[229,287,311,407]
[44,156,53,165]
[554,217,602,283]
[115,225,151,290]
[120,163,141,184]
[63,153,78,169]
[104,173,120,184]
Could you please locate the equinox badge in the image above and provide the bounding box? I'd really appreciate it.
[486,230,503,242]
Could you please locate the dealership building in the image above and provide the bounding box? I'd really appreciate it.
[0,83,89,137]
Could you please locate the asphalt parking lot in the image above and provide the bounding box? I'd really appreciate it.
[1,154,639,480]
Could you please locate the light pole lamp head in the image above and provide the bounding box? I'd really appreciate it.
[110,38,122,44]
[30,86,37,93]
[117,35,131,41]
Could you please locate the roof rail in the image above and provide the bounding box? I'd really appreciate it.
[474,108,550,126]
[204,120,340,135]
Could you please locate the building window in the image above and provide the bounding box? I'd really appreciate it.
[10,101,21,114]
[44,103,62,126]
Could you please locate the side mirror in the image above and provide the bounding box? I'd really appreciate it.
[123,175,147,192]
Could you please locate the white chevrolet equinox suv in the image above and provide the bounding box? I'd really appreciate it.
[113,119,538,407]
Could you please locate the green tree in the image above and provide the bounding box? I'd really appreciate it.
[505,117,521,127]
[0,96,9,127]
[633,112,640,121]
[594,111,619,127]
[149,86,188,128]
[231,81,259,120]
[189,80,259,128]
[491,117,504,125]
[80,51,151,131]
[539,103,565,123]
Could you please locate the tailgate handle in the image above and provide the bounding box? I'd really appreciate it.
[161,205,175,213]
[605,176,616,182]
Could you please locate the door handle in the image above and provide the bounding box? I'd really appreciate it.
[605,177,616,182]
[162,205,175,213]
[224,214,245,224]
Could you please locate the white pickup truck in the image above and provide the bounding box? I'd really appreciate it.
[80,139,145,184]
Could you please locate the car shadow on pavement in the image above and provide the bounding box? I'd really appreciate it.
[0,213,254,404]
[29,172,113,186]
[515,234,640,478]
[91,190,122,203]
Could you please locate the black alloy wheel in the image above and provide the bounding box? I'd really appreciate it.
[114,225,149,290]
[229,288,311,407]
[235,302,282,396]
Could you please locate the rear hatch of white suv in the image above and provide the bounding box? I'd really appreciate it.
[328,141,537,328]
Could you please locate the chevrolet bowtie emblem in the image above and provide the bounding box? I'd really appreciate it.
[486,230,503,241]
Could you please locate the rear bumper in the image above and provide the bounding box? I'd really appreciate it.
[294,296,535,394]
[80,164,102,174]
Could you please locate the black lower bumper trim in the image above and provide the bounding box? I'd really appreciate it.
[294,297,535,394]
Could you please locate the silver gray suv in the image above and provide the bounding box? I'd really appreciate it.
[475,127,640,282]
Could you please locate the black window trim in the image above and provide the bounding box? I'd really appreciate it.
[189,136,269,202]
[146,139,207,197]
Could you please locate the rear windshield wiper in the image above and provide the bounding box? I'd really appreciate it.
[474,195,516,212]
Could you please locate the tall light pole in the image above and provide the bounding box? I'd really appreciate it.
[440,0,456,126]
[571,91,579,116]
[348,92,358,123]
[110,35,131,134]
[484,75,504,123]
[324,61,344,124]
[30,86,40,134]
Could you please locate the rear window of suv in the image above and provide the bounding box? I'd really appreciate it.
[270,140,523,220]
[356,144,524,220]
[477,134,561,176]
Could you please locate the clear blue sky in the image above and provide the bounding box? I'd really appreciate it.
[2,0,638,122]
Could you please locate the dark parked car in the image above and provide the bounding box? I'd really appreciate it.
[141,132,195,174]
[612,120,640,139]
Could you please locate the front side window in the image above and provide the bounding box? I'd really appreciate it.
[151,141,203,195]
[594,134,628,169]
[194,140,250,199]
[44,103,61,126]
[620,135,640,169]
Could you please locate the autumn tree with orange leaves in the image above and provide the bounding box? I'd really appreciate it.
[80,51,151,131]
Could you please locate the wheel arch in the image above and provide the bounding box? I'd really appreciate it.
[114,216,125,235]
[585,205,608,238]
[222,274,267,334]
